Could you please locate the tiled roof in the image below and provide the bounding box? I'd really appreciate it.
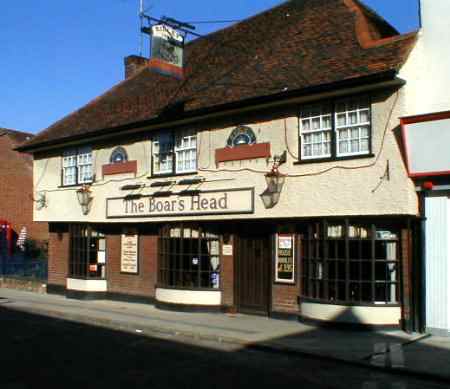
[0,128,34,147]
[20,0,417,151]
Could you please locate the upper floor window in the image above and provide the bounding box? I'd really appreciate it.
[110,147,128,164]
[62,146,93,186]
[300,104,332,159]
[299,96,371,161]
[152,130,197,175]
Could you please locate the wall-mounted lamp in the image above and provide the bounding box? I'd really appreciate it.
[260,166,286,209]
[76,185,93,215]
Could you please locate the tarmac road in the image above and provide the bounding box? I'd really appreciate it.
[0,306,447,389]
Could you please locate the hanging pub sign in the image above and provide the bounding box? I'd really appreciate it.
[275,234,295,283]
[150,24,184,78]
[121,228,139,274]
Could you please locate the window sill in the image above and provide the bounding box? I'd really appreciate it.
[294,153,375,165]
[58,182,94,189]
[148,171,198,179]
[156,284,222,292]
[300,296,400,307]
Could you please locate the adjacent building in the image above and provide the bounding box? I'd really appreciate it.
[0,128,48,256]
[399,0,450,336]
[18,0,422,329]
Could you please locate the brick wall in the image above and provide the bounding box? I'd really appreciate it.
[221,235,235,309]
[271,234,300,314]
[401,228,412,329]
[106,230,158,298]
[272,283,300,314]
[0,133,48,243]
[48,224,69,286]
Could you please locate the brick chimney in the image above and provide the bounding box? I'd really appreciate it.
[124,55,148,79]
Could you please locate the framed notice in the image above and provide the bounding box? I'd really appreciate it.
[275,234,295,283]
[121,228,139,274]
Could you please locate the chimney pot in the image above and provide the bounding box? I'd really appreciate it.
[124,55,148,79]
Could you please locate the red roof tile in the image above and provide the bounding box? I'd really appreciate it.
[20,0,417,151]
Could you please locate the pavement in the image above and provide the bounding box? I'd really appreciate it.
[1,287,449,383]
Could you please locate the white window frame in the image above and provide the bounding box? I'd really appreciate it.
[299,96,371,161]
[175,130,197,174]
[299,105,332,160]
[335,98,371,157]
[152,131,197,176]
[152,133,174,175]
[62,147,93,186]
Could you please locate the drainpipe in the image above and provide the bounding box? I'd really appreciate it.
[418,190,427,333]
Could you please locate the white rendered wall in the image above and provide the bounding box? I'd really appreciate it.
[300,302,401,326]
[400,0,450,116]
[33,89,418,224]
[156,288,222,306]
[424,195,449,335]
[66,278,108,292]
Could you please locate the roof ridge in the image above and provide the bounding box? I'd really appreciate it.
[184,0,288,47]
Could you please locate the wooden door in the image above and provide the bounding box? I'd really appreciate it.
[237,233,271,315]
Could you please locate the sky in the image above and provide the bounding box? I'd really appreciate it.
[1,0,420,134]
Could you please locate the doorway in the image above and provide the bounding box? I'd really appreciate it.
[236,230,272,315]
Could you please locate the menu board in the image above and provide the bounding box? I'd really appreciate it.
[121,228,139,274]
[275,234,295,283]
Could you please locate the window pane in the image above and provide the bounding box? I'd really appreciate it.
[153,134,174,174]
[175,131,197,173]
[302,120,310,131]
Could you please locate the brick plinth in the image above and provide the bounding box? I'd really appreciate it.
[48,223,69,286]
[106,231,158,298]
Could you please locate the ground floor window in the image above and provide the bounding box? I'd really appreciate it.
[158,224,220,289]
[300,219,400,305]
[69,224,106,279]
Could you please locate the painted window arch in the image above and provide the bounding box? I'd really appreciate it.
[110,147,128,164]
[226,126,257,147]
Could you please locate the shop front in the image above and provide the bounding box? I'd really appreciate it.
[48,211,414,329]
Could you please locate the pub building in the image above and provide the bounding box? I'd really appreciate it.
[18,0,422,329]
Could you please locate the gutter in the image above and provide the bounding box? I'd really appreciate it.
[17,70,402,153]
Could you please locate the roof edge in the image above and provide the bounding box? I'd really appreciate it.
[17,70,400,153]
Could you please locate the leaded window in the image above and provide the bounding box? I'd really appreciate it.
[301,220,400,305]
[158,224,220,290]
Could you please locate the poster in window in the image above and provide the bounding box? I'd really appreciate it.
[121,229,139,274]
[275,234,295,283]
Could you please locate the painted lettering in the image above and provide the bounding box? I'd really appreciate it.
[200,198,209,209]
[125,200,145,214]
[191,196,200,211]
[219,193,228,209]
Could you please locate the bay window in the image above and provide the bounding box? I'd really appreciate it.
[300,220,401,305]
[62,147,93,186]
[158,224,220,290]
[299,96,371,161]
[152,130,197,175]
